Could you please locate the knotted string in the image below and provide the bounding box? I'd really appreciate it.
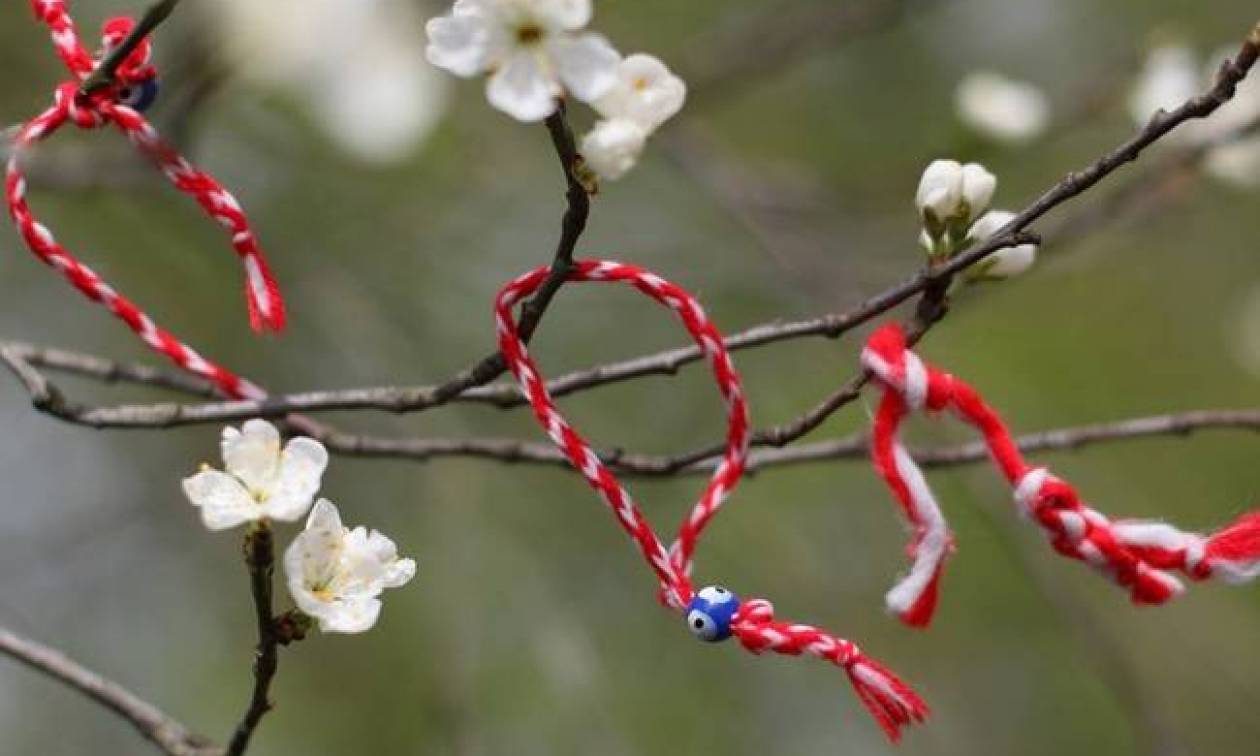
[6,1,287,399]
[863,322,1260,627]
[497,260,928,741]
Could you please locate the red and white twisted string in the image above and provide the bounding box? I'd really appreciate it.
[5,1,286,399]
[497,260,928,741]
[863,322,1260,627]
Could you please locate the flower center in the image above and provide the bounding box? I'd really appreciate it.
[516,23,544,45]
[633,77,650,92]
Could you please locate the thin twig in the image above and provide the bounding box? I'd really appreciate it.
[0,625,220,756]
[411,103,591,407]
[225,524,279,756]
[80,0,183,95]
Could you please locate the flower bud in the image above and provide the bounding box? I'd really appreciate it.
[915,160,996,242]
[581,118,648,181]
[915,159,964,231]
[959,163,997,220]
[966,210,1038,279]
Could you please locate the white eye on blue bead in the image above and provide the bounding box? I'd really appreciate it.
[117,79,159,112]
[685,585,740,642]
[698,586,735,605]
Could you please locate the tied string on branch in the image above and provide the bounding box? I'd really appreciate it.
[862,323,1260,627]
[5,0,287,399]
[496,260,928,742]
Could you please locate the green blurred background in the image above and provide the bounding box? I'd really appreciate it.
[2,1,1259,754]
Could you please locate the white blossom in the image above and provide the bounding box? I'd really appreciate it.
[915,160,996,232]
[593,53,686,133]
[215,0,450,163]
[425,0,621,122]
[581,118,647,180]
[284,499,416,634]
[955,71,1050,144]
[183,420,328,531]
[966,210,1038,279]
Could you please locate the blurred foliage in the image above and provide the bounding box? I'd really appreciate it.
[1,1,1259,754]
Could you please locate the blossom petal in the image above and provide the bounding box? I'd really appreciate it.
[183,470,258,531]
[486,50,559,122]
[581,118,647,180]
[425,11,499,77]
[985,245,1037,278]
[318,597,383,634]
[261,437,328,522]
[221,420,281,493]
[534,0,592,31]
[364,529,417,588]
[383,558,418,589]
[549,33,620,103]
[594,53,686,132]
[284,499,345,595]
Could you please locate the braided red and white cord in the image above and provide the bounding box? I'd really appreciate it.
[497,260,928,741]
[6,1,285,399]
[863,323,1260,627]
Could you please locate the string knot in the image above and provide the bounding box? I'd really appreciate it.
[54,82,106,129]
[99,17,156,88]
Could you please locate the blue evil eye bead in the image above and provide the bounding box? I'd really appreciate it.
[685,585,740,642]
[117,78,159,112]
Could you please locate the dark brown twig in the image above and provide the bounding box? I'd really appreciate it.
[0,625,219,756]
[3,334,1257,474]
[413,103,591,406]
[225,524,279,756]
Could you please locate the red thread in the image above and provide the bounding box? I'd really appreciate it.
[497,260,927,741]
[863,322,1260,626]
[6,1,285,399]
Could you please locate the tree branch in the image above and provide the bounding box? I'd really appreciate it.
[5,333,1257,476]
[410,103,591,408]
[225,524,279,756]
[0,625,219,756]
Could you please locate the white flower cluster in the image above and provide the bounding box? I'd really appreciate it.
[1130,42,1260,188]
[183,420,416,634]
[915,160,1037,280]
[424,0,685,181]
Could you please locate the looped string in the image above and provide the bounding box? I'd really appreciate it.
[6,2,285,400]
[496,260,927,741]
[863,322,1260,627]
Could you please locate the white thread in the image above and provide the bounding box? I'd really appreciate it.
[902,352,928,411]
[884,444,950,616]
[244,255,270,317]
[1014,468,1049,518]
